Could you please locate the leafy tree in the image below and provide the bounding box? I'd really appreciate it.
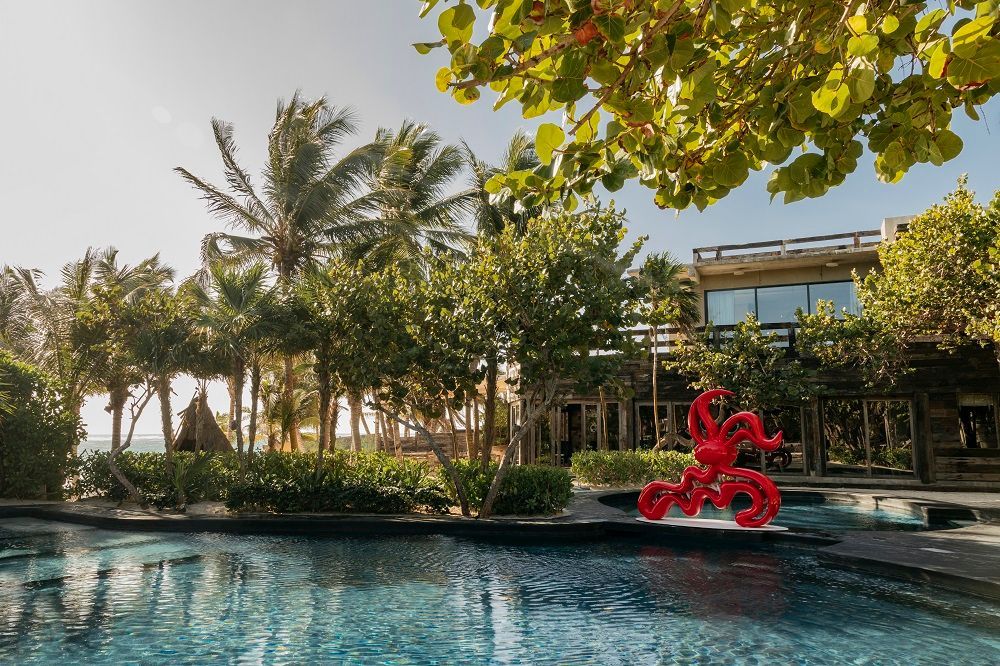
[859,178,1000,366]
[666,315,817,412]
[0,353,82,498]
[191,263,276,468]
[68,249,173,448]
[416,1,999,210]
[126,287,199,470]
[463,130,543,464]
[634,252,698,448]
[796,300,903,388]
[177,93,379,451]
[468,206,642,517]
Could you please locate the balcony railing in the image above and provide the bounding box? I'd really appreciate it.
[693,229,882,264]
[628,322,799,355]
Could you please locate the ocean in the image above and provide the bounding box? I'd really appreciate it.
[80,435,166,454]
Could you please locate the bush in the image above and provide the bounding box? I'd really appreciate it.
[225,451,450,515]
[0,353,82,498]
[441,460,573,515]
[73,450,238,507]
[571,450,695,487]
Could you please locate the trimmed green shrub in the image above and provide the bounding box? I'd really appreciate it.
[571,450,696,487]
[442,460,573,515]
[225,451,450,515]
[73,450,238,507]
[0,353,82,498]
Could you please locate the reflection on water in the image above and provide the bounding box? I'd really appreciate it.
[1,519,998,665]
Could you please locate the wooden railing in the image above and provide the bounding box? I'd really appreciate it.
[628,322,799,355]
[693,229,882,263]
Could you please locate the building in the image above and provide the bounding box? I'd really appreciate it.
[512,220,1000,489]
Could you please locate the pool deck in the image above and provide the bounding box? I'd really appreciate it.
[2,487,999,600]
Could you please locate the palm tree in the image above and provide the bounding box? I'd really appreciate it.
[351,120,474,273]
[463,130,541,239]
[3,249,172,448]
[636,252,699,449]
[176,92,378,450]
[462,132,542,465]
[192,263,274,467]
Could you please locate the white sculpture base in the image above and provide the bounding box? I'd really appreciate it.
[636,517,788,532]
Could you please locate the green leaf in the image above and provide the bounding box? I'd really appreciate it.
[882,15,900,35]
[419,0,440,19]
[435,67,453,92]
[847,34,879,57]
[413,41,444,54]
[535,123,565,165]
[812,66,851,118]
[593,14,626,45]
[845,67,876,104]
[438,3,475,44]
[952,16,996,55]
[551,78,588,103]
[847,15,868,35]
[934,130,964,161]
[714,152,750,187]
[947,40,1000,87]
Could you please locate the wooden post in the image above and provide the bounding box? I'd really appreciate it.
[803,397,823,477]
[911,393,935,484]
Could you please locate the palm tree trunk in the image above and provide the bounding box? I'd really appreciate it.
[157,374,174,474]
[284,355,301,451]
[473,397,481,462]
[651,323,662,448]
[483,352,498,459]
[233,360,246,470]
[349,394,362,452]
[465,402,476,460]
[226,376,237,442]
[316,367,331,470]
[247,362,261,463]
[109,385,128,451]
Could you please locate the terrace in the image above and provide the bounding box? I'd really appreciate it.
[691,229,884,275]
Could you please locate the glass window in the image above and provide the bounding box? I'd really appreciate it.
[756,285,808,323]
[809,281,860,316]
[706,289,756,325]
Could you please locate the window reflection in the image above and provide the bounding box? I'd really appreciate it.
[705,281,859,324]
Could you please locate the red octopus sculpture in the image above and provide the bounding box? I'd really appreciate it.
[637,389,783,528]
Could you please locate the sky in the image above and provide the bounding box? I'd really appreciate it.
[1,0,997,436]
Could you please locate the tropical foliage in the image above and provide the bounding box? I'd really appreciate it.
[0,353,82,498]
[666,315,818,412]
[571,449,694,487]
[416,1,998,209]
[858,178,1000,362]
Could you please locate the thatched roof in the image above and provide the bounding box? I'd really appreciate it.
[171,391,233,453]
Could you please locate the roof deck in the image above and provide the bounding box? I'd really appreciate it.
[692,229,883,273]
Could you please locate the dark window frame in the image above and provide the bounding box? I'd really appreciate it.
[703,279,859,325]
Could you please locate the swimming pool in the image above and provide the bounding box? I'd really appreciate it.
[599,491,932,532]
[1,518,997,664]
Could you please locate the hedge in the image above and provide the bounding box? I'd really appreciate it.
[0,353,82,498]
[570,450,695,487]
[75,450,451,514]
[441,460,573,515]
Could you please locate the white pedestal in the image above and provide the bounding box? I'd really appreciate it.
[636,516,788,532]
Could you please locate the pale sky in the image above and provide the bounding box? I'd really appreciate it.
[1,0,997,436]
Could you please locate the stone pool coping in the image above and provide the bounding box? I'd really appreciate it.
[2,488,999,600]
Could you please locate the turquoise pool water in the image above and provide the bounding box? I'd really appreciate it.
[1,518,997,665]
[603,494,930,531]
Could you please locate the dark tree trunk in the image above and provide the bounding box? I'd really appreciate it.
[157,374,174,474]
[247,361,261,464]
